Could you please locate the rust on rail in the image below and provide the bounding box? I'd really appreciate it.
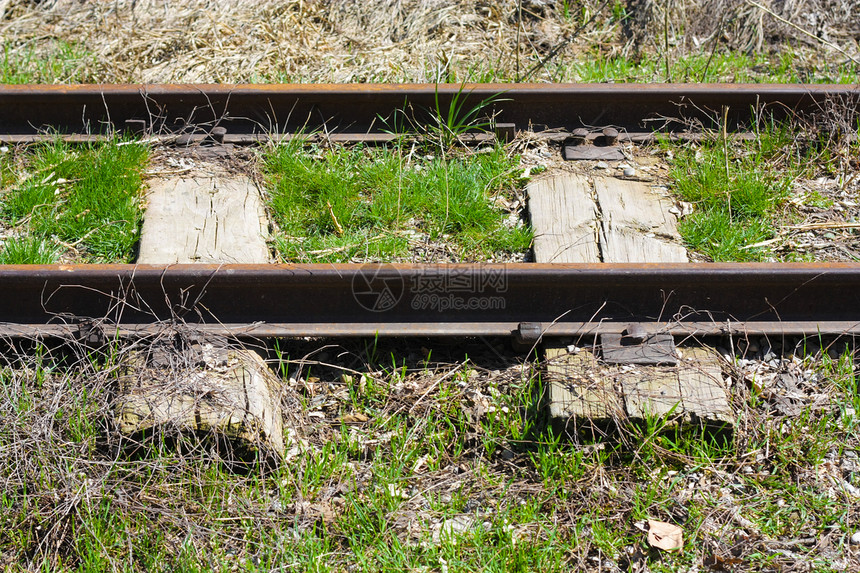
[1,83,857,139]
[1,263,858,339]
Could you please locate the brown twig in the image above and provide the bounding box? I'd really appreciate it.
[326,200,344,236]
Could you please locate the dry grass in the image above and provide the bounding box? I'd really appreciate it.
[627,0,860,56]
[0,0,590,83]
[0,331,857,571]
[0,0,857,84]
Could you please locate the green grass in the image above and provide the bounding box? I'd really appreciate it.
[0,145,15,189]
[1,336,856,571]
[557,50,860,84]
[262,48,860,85]
[263,142,531,262]
[0,140,149,263]
[0,235,62,264]
[1,40,96,84]
[667,126,804,261]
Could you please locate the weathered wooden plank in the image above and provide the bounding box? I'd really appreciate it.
[621,367,683,419]
[593,177,687,263]
[546,347,622,421]
[547,344,732,428]
[117,347,286,459]
[563,146,626,161]
[678,347,733,425]
[527,173,600,263]
[138,175,271,264]
[532,174,730,428]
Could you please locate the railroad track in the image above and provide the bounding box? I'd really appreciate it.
[1,83,859,343]
[1,263,859,341]
[1,83,857,142]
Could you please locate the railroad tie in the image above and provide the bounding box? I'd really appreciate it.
[128,164,285,463]
[527,172,731,430]
[137,168,271,264]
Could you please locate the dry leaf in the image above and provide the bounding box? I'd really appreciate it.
[341,412,369,424]
[647,520,683,551]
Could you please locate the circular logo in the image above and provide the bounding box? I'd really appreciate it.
[351,264,404,312]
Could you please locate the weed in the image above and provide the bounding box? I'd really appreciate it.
[0,235,60,264]
[0,139,149,263]
[669,126,799,261]
[263,141,531,263]
[609,0,628,24]
[379,84,508,156]
[428,85,507,156]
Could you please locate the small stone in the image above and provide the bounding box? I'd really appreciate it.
[387,484,408,499]
[0,146,8,153]
[438,515,476,538]
[623,167,635,177]
[763,351,777,362]
[850,531,860,545]
[595,161,609,170]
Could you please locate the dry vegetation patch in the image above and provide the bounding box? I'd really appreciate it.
[0,332,858,571]
[1,0,858,83]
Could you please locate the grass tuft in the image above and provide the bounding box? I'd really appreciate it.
[0,235,61,264]
[669,127,797,261]
[263,142,531,263]
[0,140,149,263]
[1,40,96,84]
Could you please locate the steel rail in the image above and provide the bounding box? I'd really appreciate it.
[1,83,857,140]
[1,263,858,340]
[2,84,859,342]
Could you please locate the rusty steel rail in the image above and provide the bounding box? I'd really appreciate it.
[2,84,860,342]
[1,83,858,141]
[1,263,859,340]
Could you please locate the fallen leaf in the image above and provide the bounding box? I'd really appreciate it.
[647,519,683,551]
[341,412,369,424]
